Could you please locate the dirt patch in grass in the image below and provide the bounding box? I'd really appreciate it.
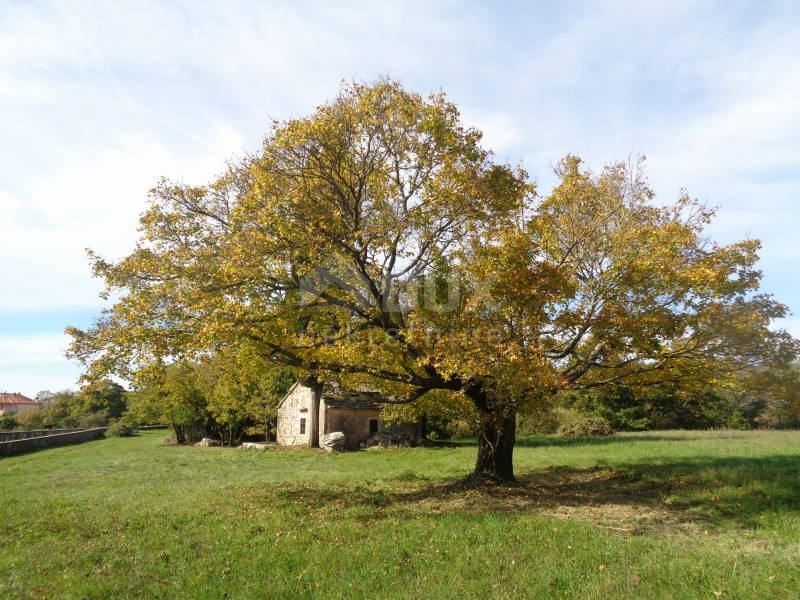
[242,465,706,535]
[248,452,800,536]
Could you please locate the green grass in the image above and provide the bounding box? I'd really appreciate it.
[2,430,799,599]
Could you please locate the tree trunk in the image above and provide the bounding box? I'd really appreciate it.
[173,422,185,445]
[465,384,516,483]
[473,409,517,482]
[309,381,322,448]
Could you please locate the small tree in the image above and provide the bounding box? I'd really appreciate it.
[129,362,210,444]
[17,391,80,429]
[735,364,800,428]
[197,348,294,445]
[74,379,127,420]
[35,390,54,404]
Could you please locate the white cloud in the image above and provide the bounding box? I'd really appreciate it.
[0,333,82,396]
[0,125,246,310]
[0,367,81,397]
[461,109,522,156]
[0,333,70,367]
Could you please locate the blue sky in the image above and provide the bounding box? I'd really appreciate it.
[1,0,798,396]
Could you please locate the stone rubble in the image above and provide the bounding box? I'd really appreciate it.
[320,431,346,452]
[362,432,416,449]
[241,442,271,450]
[195,438,220,447]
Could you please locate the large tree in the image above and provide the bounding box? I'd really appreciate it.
[68,80,797,481]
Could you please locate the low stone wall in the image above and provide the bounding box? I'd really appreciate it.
[0,428,107,457]
[0,429,84,442]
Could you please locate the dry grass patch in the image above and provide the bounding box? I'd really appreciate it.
[251,465,710,535]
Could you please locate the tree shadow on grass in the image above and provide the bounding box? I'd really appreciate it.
[516,434,694,448]
[258,455,800,533]
[429,434,693,450]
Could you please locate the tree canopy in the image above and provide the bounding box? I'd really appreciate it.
[68,80,798,481]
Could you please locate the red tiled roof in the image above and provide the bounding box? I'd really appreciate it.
[0,393,38,406]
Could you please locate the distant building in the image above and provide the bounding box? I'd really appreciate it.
[0,392,39,415]
[276,382,422,450]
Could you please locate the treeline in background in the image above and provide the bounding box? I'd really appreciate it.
[3,362,798,443]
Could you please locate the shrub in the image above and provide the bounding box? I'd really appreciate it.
[0,414,18,430]
[726,409,749,430]
[518,404,559,435]
[16,409,47,430]
[556,414,614,437]
[106,418,136,437]
[446,419,476,439]
[78,410,110,429]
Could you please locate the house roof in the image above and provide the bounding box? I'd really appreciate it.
[277,381,384,410]
[0,393,37,407]
[276,382,301,409]
[322,391,382,410]
[322,381,382,409]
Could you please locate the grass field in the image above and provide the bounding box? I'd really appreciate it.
[2,430,799,599]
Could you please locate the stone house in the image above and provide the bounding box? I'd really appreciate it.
[0,392,39,416]
[276,382,422,450]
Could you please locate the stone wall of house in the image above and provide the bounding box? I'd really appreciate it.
[324,406,381,450]
[0,403,39,416]
[276,383,313,446]
[0,428,106,457]
[322,405,422,450]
